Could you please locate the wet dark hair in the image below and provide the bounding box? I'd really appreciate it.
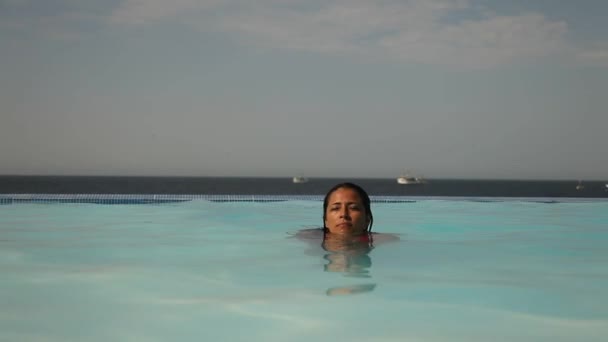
[322,182,374,233]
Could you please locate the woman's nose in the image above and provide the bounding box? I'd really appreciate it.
[340,208,350,218]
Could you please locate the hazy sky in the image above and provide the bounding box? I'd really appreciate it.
[1,0,607,179]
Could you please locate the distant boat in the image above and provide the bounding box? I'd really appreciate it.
[397,171,426,185]
[576,180,585,191]
[292,176,308,184]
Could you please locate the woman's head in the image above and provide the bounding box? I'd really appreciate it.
[323,183,373,235]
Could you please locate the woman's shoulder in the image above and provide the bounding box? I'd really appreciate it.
[294,228,325,240]
[293,228,400,243]
[370,232,401,243]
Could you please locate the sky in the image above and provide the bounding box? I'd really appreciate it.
[1,0,607,180]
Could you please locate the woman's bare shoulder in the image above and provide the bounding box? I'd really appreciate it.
[370,232,401,244]
[293,228,324,240]
[290,229,401,244]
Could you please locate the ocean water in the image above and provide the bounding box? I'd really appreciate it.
[1,198,608,341]
[2,176,607,197]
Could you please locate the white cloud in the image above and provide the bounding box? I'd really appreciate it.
[109,0,213,24]
[0,0,103,41]
[238,1,566,67]
[108,0,572,67]
[8,0,598,68]
[2,0,30,5]
[378,13,568,67]
[576,48,608,67]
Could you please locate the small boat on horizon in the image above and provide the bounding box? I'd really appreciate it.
[397,171,426,185]
[576,180,585,191]
[292,176,309,184]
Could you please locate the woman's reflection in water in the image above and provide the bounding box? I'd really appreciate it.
[295,182,399,296]
[322,233,374,277]
[322,232,378,296]
[297,228,397,296]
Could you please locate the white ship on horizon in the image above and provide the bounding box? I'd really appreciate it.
[397,171,426,185]
[292,176,309,184]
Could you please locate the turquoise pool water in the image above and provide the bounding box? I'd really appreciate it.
[1,198,607,341]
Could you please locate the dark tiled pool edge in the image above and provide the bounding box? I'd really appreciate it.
[1,194,607,205]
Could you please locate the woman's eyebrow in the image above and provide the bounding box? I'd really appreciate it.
[331,201,359,206]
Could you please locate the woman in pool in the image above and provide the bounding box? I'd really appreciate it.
[296,182,398,295]
[296,182,399,247]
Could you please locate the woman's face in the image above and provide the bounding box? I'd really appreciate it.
[324,187,369,236]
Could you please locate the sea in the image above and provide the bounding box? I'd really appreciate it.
[1,176,607,198]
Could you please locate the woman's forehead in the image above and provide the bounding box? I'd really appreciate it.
[328,188,363,203]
